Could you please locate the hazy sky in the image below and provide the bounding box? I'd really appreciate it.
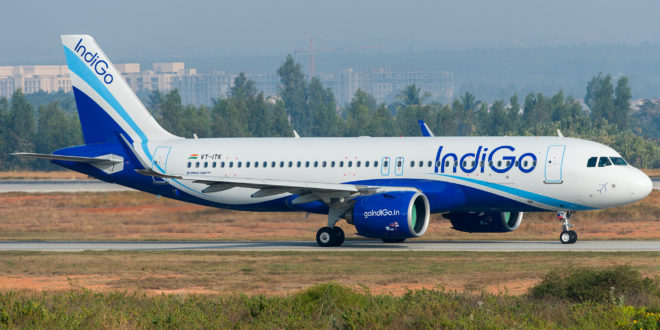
[4,0,660,64]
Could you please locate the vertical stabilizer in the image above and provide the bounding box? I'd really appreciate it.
[61,35,179,164]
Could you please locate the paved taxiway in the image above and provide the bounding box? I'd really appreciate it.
[0,241,658,252]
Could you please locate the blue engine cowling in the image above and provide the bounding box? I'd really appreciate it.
[443,211,523,233]
[349,191,430,239]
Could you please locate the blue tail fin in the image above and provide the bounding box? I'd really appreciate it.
[61,35,180,162]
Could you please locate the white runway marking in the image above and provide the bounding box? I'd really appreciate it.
[0,241,658,252]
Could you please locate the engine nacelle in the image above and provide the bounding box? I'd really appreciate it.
[444,211,523,233]
[348,191,430,239]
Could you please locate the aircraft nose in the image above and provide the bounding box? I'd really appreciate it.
[631,170,653,199]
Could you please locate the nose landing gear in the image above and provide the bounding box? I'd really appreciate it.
[558,211,577,244]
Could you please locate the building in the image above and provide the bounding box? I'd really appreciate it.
[0,65,71,97]
[321,69,454,105]
[0,62,454,108]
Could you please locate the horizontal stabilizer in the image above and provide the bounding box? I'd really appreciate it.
[13,152,124,174]
[12,152,122,164]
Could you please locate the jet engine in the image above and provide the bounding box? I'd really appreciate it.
[346,191,430,239]
[443,211,523,233]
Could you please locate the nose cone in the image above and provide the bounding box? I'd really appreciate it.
[631,170,653,200]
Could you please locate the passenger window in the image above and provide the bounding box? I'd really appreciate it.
[445,161,449,167]
[356,161,361,167]
[427,161,432,167]
[288,161,293,168]
[418,161,423,167]
[195,162,200,168]
[598,157,612,167]
[348,161,353,167]
[246,162,250,168]
[365,161,370,167]
[610,157,627,166]
[187,162,191,168]
[471,161,476,167]
[340,161,344,167]
[497,161,501,167]
[254,162,258,168]
[397,160,402,167]
[204,162,208,168]
[383,160,388,168]
[305,161,310,168]
[238,162,242,168]
[374,161,378,167]
[410,161,415,167]
[221,162,225,168]
[436,161,442,167]
[314,161,318,168]
[506,160,511,167]
[331,161,335,167]
[323,161,327,167]
[213,162,217,168]
[272,161,276,168]
[279,161,284,167]
[296,161,301,168]
[263,161,267,168]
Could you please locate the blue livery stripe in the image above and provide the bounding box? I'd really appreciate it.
[434,173,595,210]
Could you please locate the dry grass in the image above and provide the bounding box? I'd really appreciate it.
[0,171,90,180]
[0,251,658,296]
[0,190,658,241]
[642,168,660,177]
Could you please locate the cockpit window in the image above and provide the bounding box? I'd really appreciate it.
[609,157,627,166]
[598,157,612,167]
[586,157,597,167]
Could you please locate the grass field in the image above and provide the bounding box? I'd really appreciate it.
[0,251,659,296]
[1,189,658,241]
[1,283,658,328]
[0,252,659,328]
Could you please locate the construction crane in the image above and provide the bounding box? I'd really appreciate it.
[294,37,383,79]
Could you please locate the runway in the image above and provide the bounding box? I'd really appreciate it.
[0,180,133,193]
[1,240,659,252]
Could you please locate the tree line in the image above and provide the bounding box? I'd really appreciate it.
[0,55,658,170]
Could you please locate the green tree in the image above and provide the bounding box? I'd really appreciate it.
[160,89,185,136]
[270,100,293,137]
[0,97,8,168]
[613,77,631,129]
[345,89,374,136]
[7,90,36,169]
[308,77,340,136]
[488,100,507,135]
[277,55,309,134]
[396,84,429,106]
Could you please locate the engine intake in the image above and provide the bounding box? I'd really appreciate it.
[348,191,430,239]
[444,211,523,233]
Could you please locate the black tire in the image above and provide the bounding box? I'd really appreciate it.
[381,238,406,243]
[568,230,578,244]
[332,227,345,246]
[316,227,335,247]
[560,230,573,244]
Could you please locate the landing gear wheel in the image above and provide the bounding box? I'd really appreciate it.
[332,227,345,246]
[558,211,578,244]
[316,227,335,247]
[381,238,406,243]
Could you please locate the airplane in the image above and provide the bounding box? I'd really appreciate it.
[14,35,653,247]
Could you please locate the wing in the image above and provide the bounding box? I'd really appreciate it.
[138,169,391,205]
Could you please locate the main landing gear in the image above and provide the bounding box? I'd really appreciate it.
[316,226,345,247]
[558,211,578,244]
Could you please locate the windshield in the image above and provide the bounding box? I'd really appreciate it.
[609,157,627,166]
